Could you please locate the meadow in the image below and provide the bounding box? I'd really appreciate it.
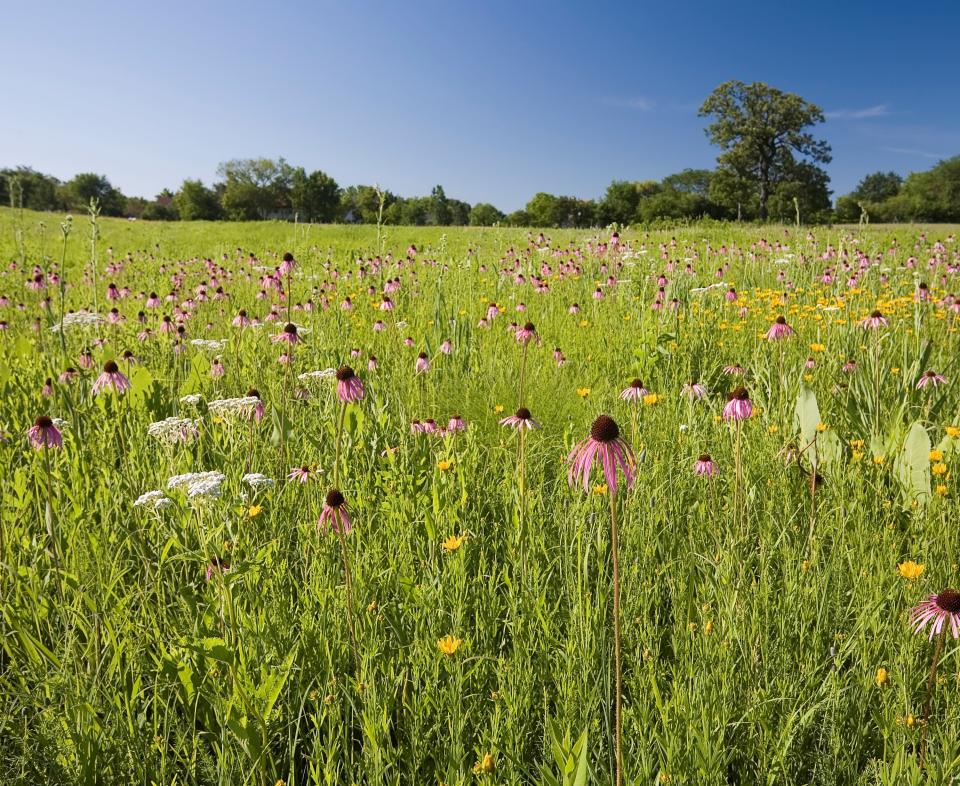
[2,206,960,785]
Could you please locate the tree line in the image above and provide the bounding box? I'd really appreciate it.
[2,82,958,226]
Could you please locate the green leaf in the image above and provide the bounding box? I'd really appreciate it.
[895,421,931,507]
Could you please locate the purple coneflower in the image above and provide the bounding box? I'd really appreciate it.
[59,367,78,384]
[722,364,744,376]
[912,590,960,640]
[273,323,300,344]
[92,360,131,396]
[765,316,794,341]
[499,407,541,430]
[318,489,352,534]
[694,453,717,476]
[447,414,466,433]
[205,556,231,582]
[567,415,635,495]
[28,415,62,449]
[859,309,888,329]
[619,379,649,401]
[288,465,317,484]
[723,387,753,421]
[415,352,430,373]
[247,388,265,421]
[336,366,365,402]
[917,370,948,389]
[516,322,537,343]
[682,381,707,401]
[232,309,251,327]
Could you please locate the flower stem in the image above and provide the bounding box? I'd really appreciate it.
[609,489,623,786]
[920,629,945,768]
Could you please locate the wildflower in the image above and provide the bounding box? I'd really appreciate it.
[92,360,131,396]
[318,489,352,534]
[932,462,948,476]
[576,387,591,398]
[232,309,251,327]
[134,490,171,510]
[917,370,948,389]
[911,589,960,639]
[898,560,925,581]
[415,352,430,373]
[620,379,649,401]
[682,381,707,401]
[437,459,454,472]
[694,453,717,476]
[859,309,888,329]
[243,473,275,490]
[28,415,63,449]
[722,387,753,421]
[436,635,462,656]
[246,504,263,519]
[335,365,365,402]
[289,465,319,483]
[516,321,538,343]
[567,415,635,494]
[930,450,944,462]
[946,426,960,439]
[499,407,541,430]
[765,315,794,340]
[472,754,495,775]
[446,415,467,433]
[441,534,465,553]
[147,417,199,445]
[205,556,231,582]
[273,323,300,344]
[875,668,889,687]
[643,393,659,406]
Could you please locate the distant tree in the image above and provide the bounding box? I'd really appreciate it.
[898,157,960,222]
[216,158,294,220]
[853,171,902,203]
[124,196,149,219]
[141,201,180,221]
[699,81,831,220]
[0,167,62,211]
[430,185,451,225]
[339,185,396,224]
[597,180,660,225]
[469,203,505,226]
[504,209,530,227]
[58,173,125,215]
[398,197,430,226]
[447,199,471,226]
[173,179,220,221]
[290,168,340,222]
[765,160,833,223]
[525,192,566,226]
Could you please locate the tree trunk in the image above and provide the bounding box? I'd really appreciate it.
[758,161,769,220]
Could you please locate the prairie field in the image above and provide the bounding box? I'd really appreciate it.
[4,207,960,785]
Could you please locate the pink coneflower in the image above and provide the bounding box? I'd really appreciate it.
[341,297,353,311]
[247,388,265,421]
[415,352,430,373]
[279,251,296,276]
[59,367,78,384]
[78,350,94,369]
[568,303,580,314]
[336,366,365,402]
[805,357,816,369]
[619,379,649,401]
[917,370,948,389]
[288,465,318,483]
[273,323,300,344]
[440,339,453,355]
[499,407,541,430]
[232,309,251,327]
[682,381,707,401]
[694,453,717,476]
[725,287,737,302]
[842,359,857,374]
[911,590,960,640]
[859,309,888,329]
[373,320,385,332]
[205,556,231,582]
[379,297,395,311]
[486,303,500,320]
[28,415,62,449]
[318,489,352,534]
[516,322,538,343]
[159,316,176,334]
[567,414,635,494]
[447,414,467,432]
[106,283,120,300]
[42,378,54,397]
[722,364,744,376]
[765,316,794,340]
[592,288,604,300]
[92,360,131,396]
[722,387,753,421]
[404,336,415,348]
[368,355,378,371]
[210,359,225,378]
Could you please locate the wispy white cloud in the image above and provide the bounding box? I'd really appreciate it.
[881,146,943,160]
[825,104,890,119]
[601,96,654,111]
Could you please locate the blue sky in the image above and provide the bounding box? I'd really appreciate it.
[1,0,956,211]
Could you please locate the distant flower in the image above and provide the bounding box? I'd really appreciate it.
[447,415,467,432]
[273,323,300,344]
[243,472,275,490]
[694,454,717,476]
[898,560,925,581]
[415,352,430,373]
[765,315,794,340]
[917,370,948,389]
[682,381,708,401]
[436,635,462,656]
[911,589,960,639]
[288,465,319,484]
[859,309,888,329]
[620,379,649,401]
[516,321,537,344]
[441,534,465,553]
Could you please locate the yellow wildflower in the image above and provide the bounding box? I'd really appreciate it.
[930,450,944,462]
[576,387,590,398]
[441,534,465,553]
[898,560,925,581]
[437,459,454,472]
[246,504,263,519]
[436,635,462,656]
[932,462,948,476]
[643,393,659,406]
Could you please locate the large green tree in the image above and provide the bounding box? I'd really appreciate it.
[0,167,62,211]
[469,203,504,226]
[173,179,220,221]
[216,158,294,220]
[57,173,125,215]
[290,168,340,223]
[699,81,831,220]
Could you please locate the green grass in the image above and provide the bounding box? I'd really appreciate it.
[1,206,960,784]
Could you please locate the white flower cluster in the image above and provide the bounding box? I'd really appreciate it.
[297,368,336,382]
[52,417,69,429]
[207,396,259,419]
[242,473,275,489]
[147,417,199,444]
[134,490,173,510]
[180,394,203,406]
[50,311,103,332]
[190,339,227,351]
[167,470,226,501]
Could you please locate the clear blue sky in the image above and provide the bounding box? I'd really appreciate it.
[1,0,956,211]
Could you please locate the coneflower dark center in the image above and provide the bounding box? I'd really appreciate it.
[103,360,119,373]
[284,323,297,334]
[775,316,787,324]
[698,453,712,463]
[590,414,620,442]
[247,388,261,398]
[937,589,960,613]
[35,415,53,428]
[728,386,749,401]
[631,378,644,388]
[418,352,428,359]
[238,309,247,317]
[870,309,883,318]
[326,489,345,508]
[336,366,355,381]
[523,322,535,332]
[283,252,294,262]
[515,407,532,420]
